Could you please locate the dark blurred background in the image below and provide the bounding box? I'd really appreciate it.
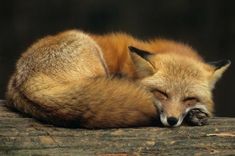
[0,0,234,116]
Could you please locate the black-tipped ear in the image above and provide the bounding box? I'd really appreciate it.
[209,59,231,70]
[209,59,231,89]
[128,46,155,78]
[128,46,152,60]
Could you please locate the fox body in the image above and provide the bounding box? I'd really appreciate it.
[6,30,230,128]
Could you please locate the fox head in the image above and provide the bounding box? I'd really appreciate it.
[129,45,230,127]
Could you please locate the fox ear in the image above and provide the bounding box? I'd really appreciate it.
[128,46,155,78]
[128,46,152,60]
[209,59,231,89]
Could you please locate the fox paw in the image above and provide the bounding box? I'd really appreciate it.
[185,109,209,126]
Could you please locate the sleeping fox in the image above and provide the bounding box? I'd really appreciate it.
[6,30,230,128]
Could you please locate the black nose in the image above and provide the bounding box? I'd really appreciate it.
[167,117,178,126]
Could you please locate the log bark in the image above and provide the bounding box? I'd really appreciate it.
[0,100,234,156]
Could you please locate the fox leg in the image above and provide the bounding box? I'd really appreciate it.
[185,109,209,126]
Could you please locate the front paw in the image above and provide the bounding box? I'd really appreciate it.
[185,109,209,126]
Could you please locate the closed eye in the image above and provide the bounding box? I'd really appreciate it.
[151,89,168,100]
[183,97,198,102]
[183,97,199,106]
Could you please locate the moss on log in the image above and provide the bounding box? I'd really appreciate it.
[0,100,234,156]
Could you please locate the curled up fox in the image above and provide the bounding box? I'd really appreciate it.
[6,30,230,128]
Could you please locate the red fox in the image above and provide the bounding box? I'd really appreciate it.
[6,30,230,128]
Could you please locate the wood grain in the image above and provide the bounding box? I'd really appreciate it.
[0,100,234,156]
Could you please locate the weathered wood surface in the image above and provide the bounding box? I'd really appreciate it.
[0,100,234,156]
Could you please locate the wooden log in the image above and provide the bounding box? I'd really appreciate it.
[0,100,234,156]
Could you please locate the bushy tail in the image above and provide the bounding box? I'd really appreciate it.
[6,75,158,128]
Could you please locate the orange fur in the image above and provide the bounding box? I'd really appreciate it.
[6,30,230,128]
